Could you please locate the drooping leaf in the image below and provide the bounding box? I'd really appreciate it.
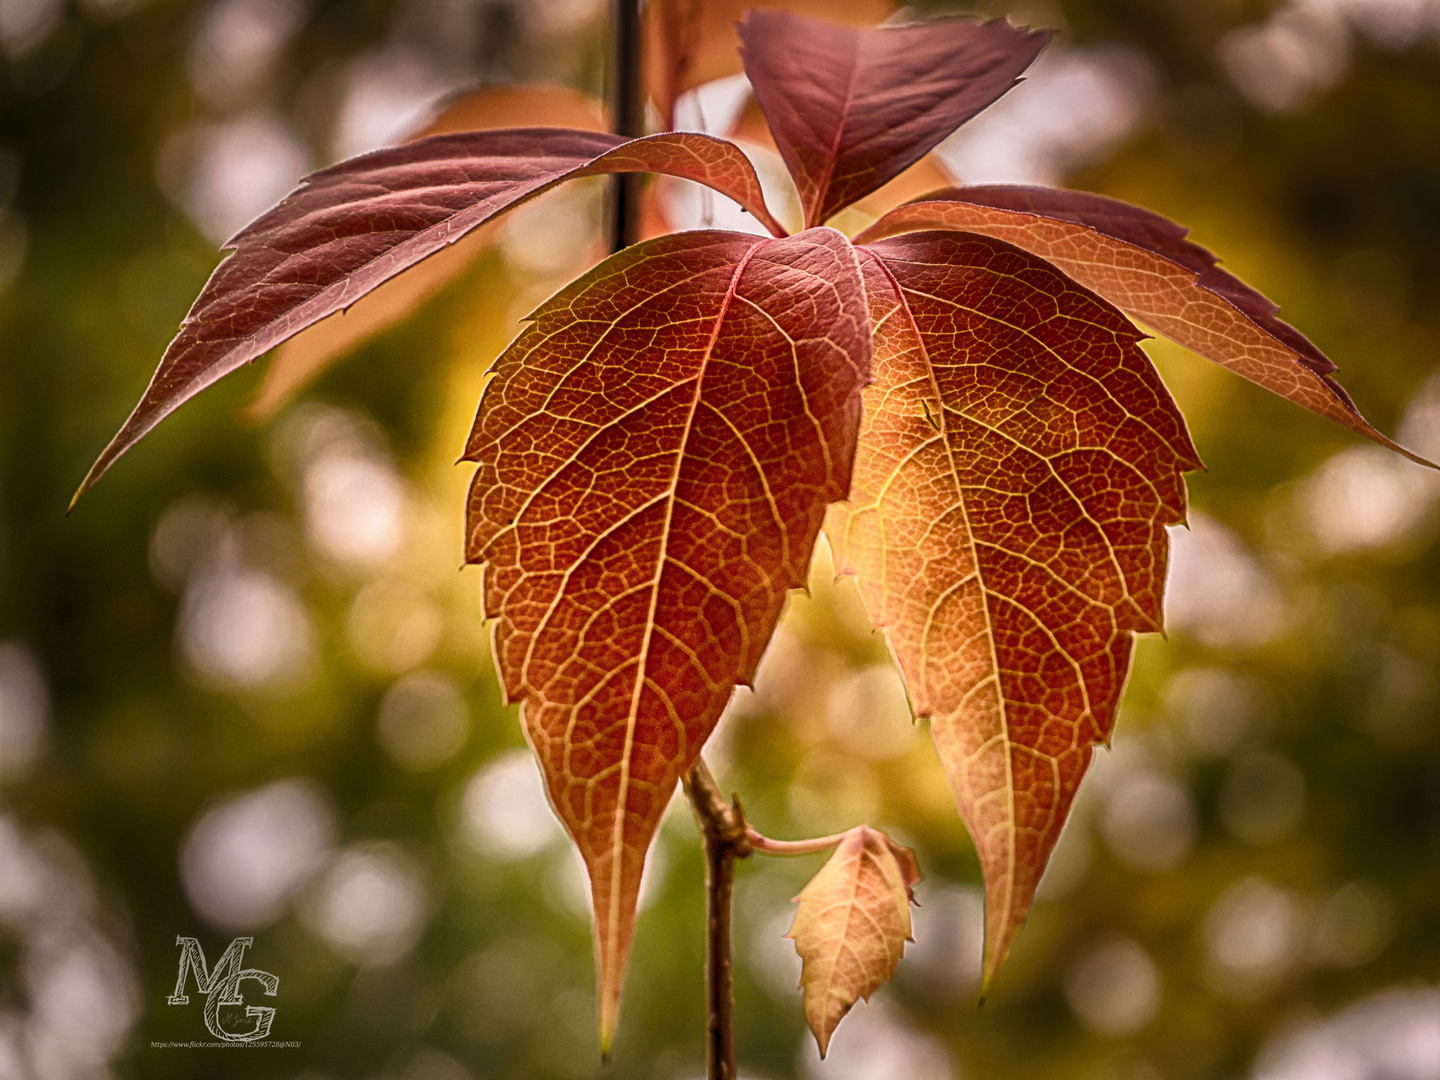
[74,129,786,503]
[786,826,920,1055]
[855,187,1437,467]
[737,11,1048,229]
[463,227,870,1047]
[246,84,610,419]
[644,0,897,130]
[829,232,1200,988]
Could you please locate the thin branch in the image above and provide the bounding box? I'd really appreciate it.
[684,759,750,1080]
[683,759,847,1079]
[610,0,644,252]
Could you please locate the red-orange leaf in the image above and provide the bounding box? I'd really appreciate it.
[829,233,1200,988]
[855,187,1436,467]
[787,826,920,1056]
[246,84,611,419]
[463,227,870,1046]
[74,129,785,503]
[738,11,1047,228]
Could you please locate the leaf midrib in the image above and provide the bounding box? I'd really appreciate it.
[864,251,1019,940]
[603,238,768,973]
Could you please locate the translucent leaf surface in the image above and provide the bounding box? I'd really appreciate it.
[787,826,920,1055]
[830,232,1200,987]
[856,187,1436,467]
[462,227,870,1045]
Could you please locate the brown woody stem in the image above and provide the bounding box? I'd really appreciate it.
[684,759,848,1078]
[684,759,751,1080]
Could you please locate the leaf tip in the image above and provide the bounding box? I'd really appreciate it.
[979,928,1016,1002]
[814,1027,833,1058]
[67,459,105,514]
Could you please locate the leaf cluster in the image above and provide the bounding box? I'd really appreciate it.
[73,3,1432,1060]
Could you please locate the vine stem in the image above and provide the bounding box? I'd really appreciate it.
[684,759,750,1080]
[610,0,644,252]
[684,758,849,1079]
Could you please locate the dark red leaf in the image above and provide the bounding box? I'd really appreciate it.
[73,129,786,504]
[246,84,612,420]
[463,227,871,1046]
[738,11,1047,228]
[856,186,1437,467]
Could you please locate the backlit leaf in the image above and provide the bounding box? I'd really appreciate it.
[786,826,920,1055]
[855,187,1436,467]
[830,232,1200,988]
[75,129,785,502]
[725,93,957,223]
[738,11,1047,228]
[644,0,896,129]
[246,84,610,419]
[462,227,870,1046]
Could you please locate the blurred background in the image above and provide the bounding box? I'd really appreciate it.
[2,0,1440,1077]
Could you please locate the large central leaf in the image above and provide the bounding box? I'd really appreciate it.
[830,232,1200,986]
[463,227,870,1044]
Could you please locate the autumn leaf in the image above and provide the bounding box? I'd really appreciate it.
[830,232,1200,988]
[787,826,920,1055]
[643,0,897,130]
[855,186,1436,467]
[738,11,1048,228]
[246,84,610,419]
[77,7,1436,1059]
[725,92,958,224]
[73,128,786,502]
[462,227,871,1047]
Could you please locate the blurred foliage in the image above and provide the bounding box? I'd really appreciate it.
[1,1,1439,1079]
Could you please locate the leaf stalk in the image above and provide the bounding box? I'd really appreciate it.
[744,830,849,857]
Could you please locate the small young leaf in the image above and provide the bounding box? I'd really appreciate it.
[463,227,870,1047]
[738,11,1047,228]
[74,129,785,503]
[787,826,920,1056]
[855,187,1437,467]
[831,233,1200,989]
[246,84,610,419]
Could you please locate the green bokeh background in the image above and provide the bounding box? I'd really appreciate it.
[1,2,1438,1078]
